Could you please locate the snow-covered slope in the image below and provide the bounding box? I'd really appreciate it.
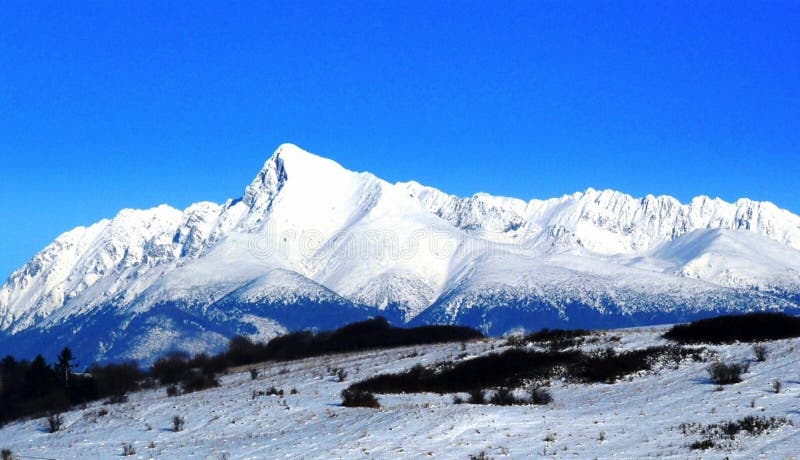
[2,143,800,362]
[2,329,799,459]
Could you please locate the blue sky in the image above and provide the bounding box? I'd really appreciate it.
[1,1,798,280]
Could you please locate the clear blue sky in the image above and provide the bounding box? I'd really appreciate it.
[1,1,799,280]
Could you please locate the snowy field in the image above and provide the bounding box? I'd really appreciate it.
[1,326,799,459]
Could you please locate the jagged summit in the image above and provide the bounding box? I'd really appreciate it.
[2,143,800,363]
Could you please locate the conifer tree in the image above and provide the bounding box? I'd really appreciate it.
[54,347,75,388]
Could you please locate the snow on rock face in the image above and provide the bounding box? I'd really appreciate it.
[1,143,800,362]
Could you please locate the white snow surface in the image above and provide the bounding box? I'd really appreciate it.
[2,143,800,360]
[1,329,799,459]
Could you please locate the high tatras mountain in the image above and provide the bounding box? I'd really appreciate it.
[2,144,800,362]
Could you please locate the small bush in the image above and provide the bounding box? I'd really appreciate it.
[485,387,552,406]
[469,451,493,460]
[772,380,782,394]
[684,415,790,450]
[121,443,136,456]
[453,394,465,404]
[172,415,185,432]
[528,386,553,405]
[707,362,748,385]
[166,385,180,397]
[489,388,523,406]
[328,367,349,382]
[1,448,14,460]
[265,386,283,396]
[753,344,768,362]
[98,408,109,417]
[340,389,380,408]
[290,388,298,395]
[721,416,788,437]
[249,369,259,380]
[46,412,63,433]
[689,439,715,450]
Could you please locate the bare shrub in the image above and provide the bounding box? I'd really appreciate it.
[773,380,782,394]
[529,386,553,405]
[340,389,380,408]
[683,415,790,450]
[172,415,185,432]
[707,362,748,385]
[690,439,715,450]
[46,412,63,433]
[1,448,14,460]
[249,369,259,380]
[753,344,768,362]
[489,388,524,406]
[121,443,136,456]
[265,386,283,396]
[166,385,180,397]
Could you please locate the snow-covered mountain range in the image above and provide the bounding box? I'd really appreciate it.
[3,143,800,362]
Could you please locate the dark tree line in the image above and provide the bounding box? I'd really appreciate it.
[0,347,97,425]
[349,344,704,395]
[237,316,483,363]
[663,312,800,344]
[1,317,482,426]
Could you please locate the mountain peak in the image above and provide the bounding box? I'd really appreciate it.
[270,143,351,177]
[243,144,379,215]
